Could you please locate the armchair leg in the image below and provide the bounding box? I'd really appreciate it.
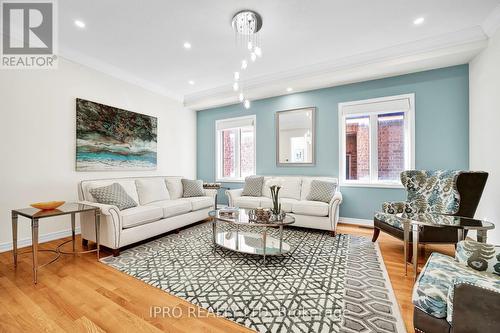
[82,238,88,247]
[112,249,120,257]
[330,231,336,237]
[372,228,380,242]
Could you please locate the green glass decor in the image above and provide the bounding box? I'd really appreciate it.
[270,185,282,215]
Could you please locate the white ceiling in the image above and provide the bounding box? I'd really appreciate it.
[59,0,500,108]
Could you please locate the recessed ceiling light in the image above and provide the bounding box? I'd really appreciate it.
[188,80,195,85]
[74,20,86,28]
[413,17,425,25]
[183,42,192,49]
[286,87,293,92]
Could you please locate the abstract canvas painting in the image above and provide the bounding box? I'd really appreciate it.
[76,98,157,171]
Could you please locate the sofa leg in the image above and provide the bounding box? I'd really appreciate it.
[330,230,336,237]
[82,239,88,247]
[372,228,380,242]
[175,228,180,234]
[112,249,120,257]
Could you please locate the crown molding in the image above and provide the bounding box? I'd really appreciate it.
[482,4,500,37]
[59,46,184,103]
[185,26,488,111]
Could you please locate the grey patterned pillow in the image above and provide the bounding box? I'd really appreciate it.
[89,183,137,210]
[242,176,264,196]
[182,179,205,197]
[306,180,337,203]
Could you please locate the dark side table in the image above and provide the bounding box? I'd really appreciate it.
[11,203,100,284]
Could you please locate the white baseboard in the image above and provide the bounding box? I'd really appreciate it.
[339,217,373,227]
[0,227,81,253]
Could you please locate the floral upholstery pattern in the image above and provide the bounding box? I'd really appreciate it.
[412,251,500,321]
[446,275,500,323]
[401,170,461,215]
[456,240,500,276]
[382,201,406,214]
[376,170,462,230]
[374,212,404,229]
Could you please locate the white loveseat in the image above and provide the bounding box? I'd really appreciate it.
[226,176,342,234]
[78,176,216,254]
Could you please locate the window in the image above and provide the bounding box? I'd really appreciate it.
[339,94,415,187]
[216,115,256,181]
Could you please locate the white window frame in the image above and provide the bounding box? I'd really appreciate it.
[215,115,256,182]
[338,93,415,188]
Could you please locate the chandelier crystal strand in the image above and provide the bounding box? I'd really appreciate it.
[231,10,263,109]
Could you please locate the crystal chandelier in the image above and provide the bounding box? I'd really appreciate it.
[231,10,263,109]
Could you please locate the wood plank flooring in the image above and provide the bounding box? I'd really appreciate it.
[0,222,454,333]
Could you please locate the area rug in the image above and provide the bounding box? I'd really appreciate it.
[102,223,406,333]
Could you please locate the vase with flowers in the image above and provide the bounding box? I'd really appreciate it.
[269,185,286,221]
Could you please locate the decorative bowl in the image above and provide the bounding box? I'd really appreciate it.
[30,201,65,210]
[249,208,272,222]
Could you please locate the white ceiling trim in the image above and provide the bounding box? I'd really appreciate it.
[482,4,500,37]
[185,26,488,111]
[59,46,184,103]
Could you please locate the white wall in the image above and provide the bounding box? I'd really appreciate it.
[470,28,500,245]
[0,58,197,251]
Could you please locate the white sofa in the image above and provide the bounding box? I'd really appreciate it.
[226,176,342,234]
[78,176,216,255]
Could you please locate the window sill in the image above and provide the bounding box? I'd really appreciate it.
[340,182,404,189]
[216,179,245,183]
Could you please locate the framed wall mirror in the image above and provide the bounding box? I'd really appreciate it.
[276,107,316,166]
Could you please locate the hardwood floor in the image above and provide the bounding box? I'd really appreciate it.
[0,222,454,333]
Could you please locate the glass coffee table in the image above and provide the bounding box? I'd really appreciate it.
[208,209,295,264]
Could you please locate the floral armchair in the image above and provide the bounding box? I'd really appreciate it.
[412,240,500,333]
[372,170,488,259]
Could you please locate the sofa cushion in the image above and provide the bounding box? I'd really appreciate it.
[242,176,264,196]
[165,178,183,199]
[182,179,205,197]
[147,199,192,218]
[182,196,213,211]
[234,196,264,209]
[90,183,138,211]
[292,200,329,217]
[306,180,336,203]
[260,197,273,209]
[135,178,170,205]
[262,177,302,200]
[412,252,490,319]
[280,198,299,213]
[120,206,163,229]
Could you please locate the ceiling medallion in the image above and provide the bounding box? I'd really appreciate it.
[231,10,263,109]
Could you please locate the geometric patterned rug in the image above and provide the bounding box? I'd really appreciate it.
[102,222,406,333]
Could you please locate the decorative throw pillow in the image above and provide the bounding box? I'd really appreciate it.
[182,179,205,197]
[306,180,336,203]
[89,183,137,210]
[242,176,264,196]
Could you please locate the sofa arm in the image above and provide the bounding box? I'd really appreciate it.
[78,201,122,249]
[455,240,500,275]
[329,191,343,232]
[226,188,243,207]
[382,201,407,214]
[447,276,500,331]
[78,200,120,217]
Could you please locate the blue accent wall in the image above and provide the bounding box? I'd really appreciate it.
[197,65,469,219]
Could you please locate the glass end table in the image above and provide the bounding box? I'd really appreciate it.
[12,203,101,284]
[209,209,295,264]
[378,212,495,280]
